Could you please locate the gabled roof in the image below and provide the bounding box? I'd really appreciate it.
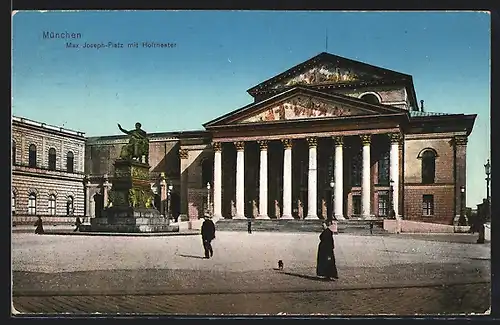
[203,86,407,128]
[247,52,413,97]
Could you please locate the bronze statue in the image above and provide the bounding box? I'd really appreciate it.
[118,122,149,162]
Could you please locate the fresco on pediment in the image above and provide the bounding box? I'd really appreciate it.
[240,97,355,123]
[272,62,382,89]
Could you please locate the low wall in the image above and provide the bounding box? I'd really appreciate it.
[384,219,471,234]
[12,214,85,226]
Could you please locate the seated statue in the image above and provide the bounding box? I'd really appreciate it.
[118,122,149,163]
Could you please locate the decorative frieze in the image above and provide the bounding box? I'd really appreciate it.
[306,137,317,147]
[212,142,222,152]
[360,134,371,145]
[281,139,292,149]
[234,141,245,151]
[258,140,269,150]
[333,135,344,146]
[179,149,189,159]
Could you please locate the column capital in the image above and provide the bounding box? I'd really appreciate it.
[454,136,468,146]
[388,133,403,144]
[333,135,344,146]
[306,137,317,148]
[281,139,292,149]
[234,141,245,151]
[212,142,222,152]
[258,140,268,150]
[179,148,189,159]
[159,172,166,181]
[360,134,371,145]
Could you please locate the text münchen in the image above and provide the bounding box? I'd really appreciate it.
[43,31,82,39]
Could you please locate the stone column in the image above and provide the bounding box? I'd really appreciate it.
[159,172,167,217]
[257,140,269,219]
[234,141,246,219]
[103,174,110,208]
[305,137,318,219]
[334,136,345,220]
[179,148,189,221]
[454,136,468,222]
[361,135,372,219]
[212,142,223,219]
[281,139,293,219]
[389,133,401,218]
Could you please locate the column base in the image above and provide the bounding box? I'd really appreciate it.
[334,214,345,220]
[178,214,189,222]
[363,215,376,220]
[233,215,246,219]
[281,214,294,220]
[304,214,319,220]
[256,214,270,219]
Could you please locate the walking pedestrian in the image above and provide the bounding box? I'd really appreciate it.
[201,215,216,258]
[34,216,44,234]
[74,216,82,232]
[316,222,338,280]
[247,219,252,234]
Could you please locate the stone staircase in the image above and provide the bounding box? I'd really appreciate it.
[215,218,386,234]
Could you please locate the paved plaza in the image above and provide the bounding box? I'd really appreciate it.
[11,231,491,316]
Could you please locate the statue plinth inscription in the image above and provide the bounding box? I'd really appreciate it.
[88,122,178,233]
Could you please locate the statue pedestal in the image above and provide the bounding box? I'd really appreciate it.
[89,159,178,233]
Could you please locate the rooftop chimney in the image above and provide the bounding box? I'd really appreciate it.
[420,100,425,112]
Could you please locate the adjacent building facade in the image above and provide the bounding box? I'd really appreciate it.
[13,52,476,226]
[12,116,86,225]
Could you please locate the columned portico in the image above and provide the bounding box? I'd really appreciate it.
[234,141,246,219]
[257,140,269,219]
[389,133,401,218]
[361,134,372,219]
[281,139,293,219]
[213,142,223,219]
[333,136,345,220]
[305,137,318,219]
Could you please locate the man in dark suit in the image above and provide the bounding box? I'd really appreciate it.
[201,216,216,258]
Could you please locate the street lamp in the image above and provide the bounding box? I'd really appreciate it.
[389,179,395,219]
[329,180,335,221]
[484,159,491,222]
[459,185,466,226]
[206,182,212,217]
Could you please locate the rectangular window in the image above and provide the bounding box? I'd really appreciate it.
[352,195,361,216]
[423,195,434,216]
[28,195,37,215]
[378,151,390,185]
[378,192,389,217]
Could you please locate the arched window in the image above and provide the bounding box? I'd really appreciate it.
[48,148,57,170]
[12,191,16,215]
[421,150,437,184]
[201,158,213,188]
[48,194,56,215]
[29,144,37,168]
[28,193,37,215]
[360,93,380,105]
[66,151,74,173]
[12,140,16,165]
[66,196,74,215]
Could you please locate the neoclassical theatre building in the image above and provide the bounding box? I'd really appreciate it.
[45,52,478,226]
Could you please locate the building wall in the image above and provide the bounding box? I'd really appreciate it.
[403,132,466,224]
[12,117,86,225]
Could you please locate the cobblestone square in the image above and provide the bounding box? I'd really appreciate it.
[11,231,491,316]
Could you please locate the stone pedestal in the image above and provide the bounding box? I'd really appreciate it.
[89,159,178,233]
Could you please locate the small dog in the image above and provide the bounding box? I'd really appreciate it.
[277,260,284,270]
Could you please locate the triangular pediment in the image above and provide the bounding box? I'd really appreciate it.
[203,88,404,127]
[248,52,411,96]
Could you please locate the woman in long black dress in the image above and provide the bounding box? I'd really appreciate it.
[34,216,44,234]
[316,222,338,280]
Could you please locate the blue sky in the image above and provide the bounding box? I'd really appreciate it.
[12,11,490,206]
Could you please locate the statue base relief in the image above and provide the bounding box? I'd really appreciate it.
[88,159,179,233]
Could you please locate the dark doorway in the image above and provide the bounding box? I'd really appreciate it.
[93,193,104,218]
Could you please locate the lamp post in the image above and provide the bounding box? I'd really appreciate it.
[389,179,395,219]
[206,182,212,217]
[484,159,491,222]
[459,185,466,226]
[329,180,335,221]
